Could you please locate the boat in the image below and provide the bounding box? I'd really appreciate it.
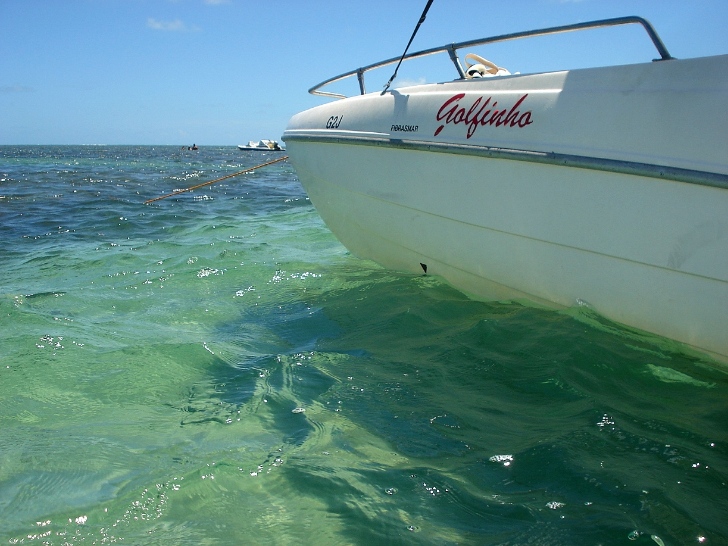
[282,16,728,361]
[237,139,285,151]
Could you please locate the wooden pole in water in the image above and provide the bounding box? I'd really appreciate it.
[144,155,288,204]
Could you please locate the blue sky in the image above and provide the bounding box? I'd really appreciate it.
[1,0,726,145]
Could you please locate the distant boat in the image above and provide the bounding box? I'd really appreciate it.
[238,140,285,151]
[282,16,728,361]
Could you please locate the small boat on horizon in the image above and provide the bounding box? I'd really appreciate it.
[282,15,728,362]
[237,139,285,151]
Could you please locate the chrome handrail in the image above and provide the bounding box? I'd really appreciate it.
[309,16,673,99]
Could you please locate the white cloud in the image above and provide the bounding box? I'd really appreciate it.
[147,18,189,31]
[1,85,34,93]
[393,77,427,89]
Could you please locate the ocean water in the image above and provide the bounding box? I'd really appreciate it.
[0,145,726,545]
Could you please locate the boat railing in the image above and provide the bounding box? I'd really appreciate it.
[309,16,673,99]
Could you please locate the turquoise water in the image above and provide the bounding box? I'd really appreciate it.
[1,145,726,545]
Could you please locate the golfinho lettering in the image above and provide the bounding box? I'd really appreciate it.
[434,93,533,138]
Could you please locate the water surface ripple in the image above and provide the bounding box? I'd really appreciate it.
[1,145,726,545]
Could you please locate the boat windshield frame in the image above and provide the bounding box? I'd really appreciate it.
[309,16,673,99]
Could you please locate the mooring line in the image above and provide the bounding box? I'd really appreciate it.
[144,155,288,204]
[381,0,435,94]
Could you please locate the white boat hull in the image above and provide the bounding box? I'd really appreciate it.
[238,140,284,151]
[284,54,728,360]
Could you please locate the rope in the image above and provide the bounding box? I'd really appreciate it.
[382,0,435,94]
[144,155,288,204]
